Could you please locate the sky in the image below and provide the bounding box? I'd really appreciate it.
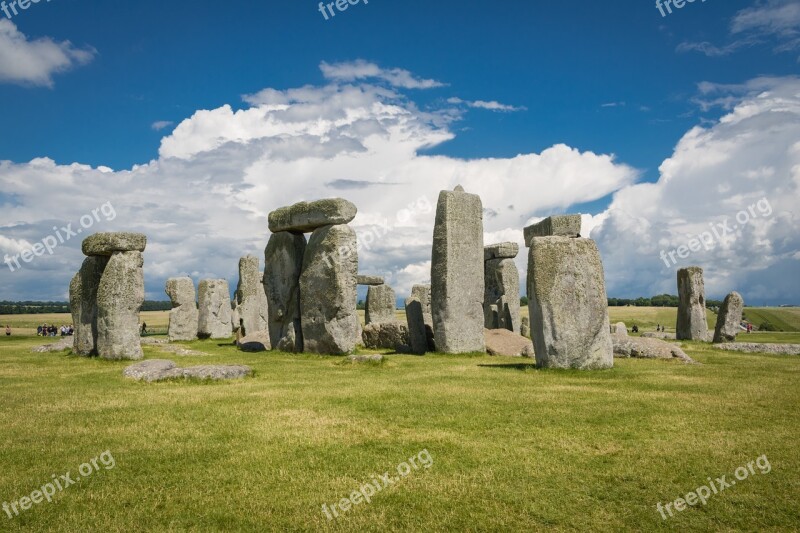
[0,0,799,305]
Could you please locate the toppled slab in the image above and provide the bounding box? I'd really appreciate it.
[82,232,147,256]
[524,215,581,246]
[31,337,73,353]
[612,334,695,363]
[268,198,357,233]
[123,359,252,382]
[713,343,800,356]
[484,329,534,357]
[345,354,384,363]
[156,344,209,357]
[641,332,677,340]
[484,242,519,261]
[356,275,384,286]
[237,332,271,352]
[362,322,410,351]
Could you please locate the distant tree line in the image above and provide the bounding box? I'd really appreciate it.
[521,294,724,309]
[0,300,173,314]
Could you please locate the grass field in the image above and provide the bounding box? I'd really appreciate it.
[1,316,799,531]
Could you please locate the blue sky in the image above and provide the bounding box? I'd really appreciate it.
[1,0,799,304]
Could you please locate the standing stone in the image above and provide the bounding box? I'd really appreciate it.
[431,187,485,354]
[713,291,744,343]
[676,267,708,341]
[365,284,397,325]
[165,277,199,342]
[520,316,530,338]
[411,284,435,351]
[96,251,145,360]
[198,279,233,339]
[405,297,428,355]
[236,255,269,340]
[527,237,613,370]
[614,322,628,337]
[484,254,521,333]
[69,256,109,356]
[264,232,306,352]
[300,224,358,355]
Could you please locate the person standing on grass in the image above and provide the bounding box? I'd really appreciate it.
[5,325,10,336]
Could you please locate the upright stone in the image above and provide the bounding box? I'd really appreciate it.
[236,255,269,339]
[411,284,435,351]
[676,267,708,341]
[264,232,306,352]
[520,316,530,338]
[300,225,358,354]
[527,237,613,369]
[614,322,628,337]
[365,284,397,325]
[69,256,109,356]
[198,279,233,339]
[405,297,427,355]
[713,291,744,343]
[431,186,485,354]
[96,251,145,360]
[484,251,521,334]
[524,215,582,246]
[165,277,199,342]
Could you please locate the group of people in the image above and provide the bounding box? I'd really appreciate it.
[37,324,74,337]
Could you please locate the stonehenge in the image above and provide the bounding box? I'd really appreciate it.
[520,317,530,338]
[483,242,521,333]
[198,279,233,339]
[524,215,582,246]
[235,255,269,339]
[405,296,428,355]
[269,198,357,234]
[165,277,198,342]
[69,232,146,360]
[713,291,744,344]
[431,186,486,354]
[526,217,614,370]
[676,267,708,341]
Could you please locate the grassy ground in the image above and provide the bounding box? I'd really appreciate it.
[741,308,800,332]
[0,332,799,531]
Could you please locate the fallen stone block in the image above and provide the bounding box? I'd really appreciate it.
[524,215,581,246]
[268,198,357,233]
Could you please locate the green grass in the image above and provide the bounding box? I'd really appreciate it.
[1,334,799,531]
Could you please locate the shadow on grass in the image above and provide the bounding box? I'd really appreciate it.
[478,363,538,371]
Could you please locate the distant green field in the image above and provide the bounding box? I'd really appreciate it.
[742,308,800,332]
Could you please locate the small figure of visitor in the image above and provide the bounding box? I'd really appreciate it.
[5,325,10,336]
[632,324,639,334]
[37,324,43,336]
[141,322,148,335]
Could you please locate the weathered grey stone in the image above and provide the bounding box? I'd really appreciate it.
[235,255,269,340]
[165,277,198,342]
[641,332,677,340]
[524,215,582,246]
[485,328,535,357]
[82,232,147,256]
[362,322,410,350]
[69,256,109,356]
[527,237,613,370]
[411,284,435,350]
[357,275,384,286]
[300,224,359,355]
[712,343,800,356]
[365,284,397,325]
[484,242,519,261]
[612,334,695,363]
[237,331,271,352]
[520,317,530,338]
[31,337,72,353]
[676,267,708,341]
[96,251,145,360]
[614,322,628,337]
[346,354,384,363]
[123,359,252,382]
[405,297,427,355]
[431,187,485,354]
[264,232,306,352]
[268,198,357,233]
[713,291,744,344]
[484,258,521,333]
[198,279,233,339]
